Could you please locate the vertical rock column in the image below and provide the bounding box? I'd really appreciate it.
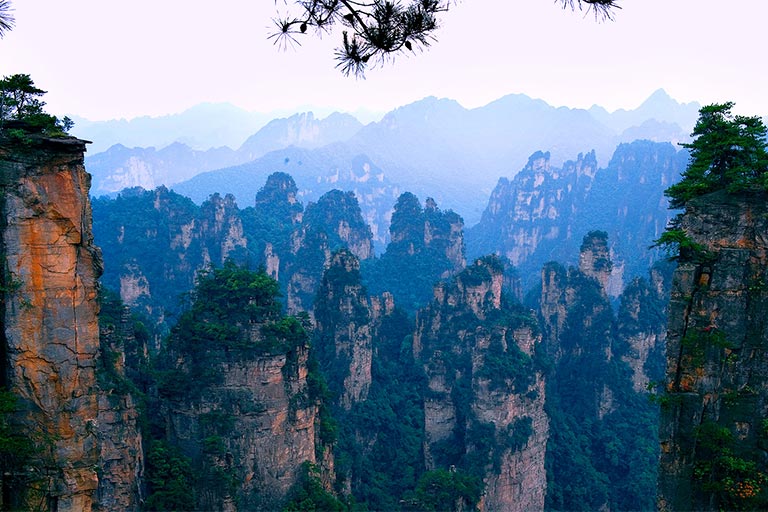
[1,137,102,511]
[658,191,768,511]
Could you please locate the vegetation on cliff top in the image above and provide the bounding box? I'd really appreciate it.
[655,102,768,261]
[665,102,768,208]
[0,74,73,138]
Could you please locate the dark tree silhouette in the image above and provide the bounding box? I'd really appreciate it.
[0,0,13,38]
[272,0,621,76]
[0,0,620,73]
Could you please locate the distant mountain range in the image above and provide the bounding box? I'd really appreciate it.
[86,111,362,196]
[73,103,381,154]
[84,89,702,230]
[73,103,276,154]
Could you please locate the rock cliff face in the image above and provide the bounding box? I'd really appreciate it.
[96,294,146,510]
[472,151,596,270]
[415,256,548,511]
[658,191,768,511]
[468,141,686,292]
[198,192,248,265]
[365,193,466,312]
[286,189,374,314]
[539,231,665,511]
[0,135,142,511]
[313,250,373,409]
[156,265,327,511]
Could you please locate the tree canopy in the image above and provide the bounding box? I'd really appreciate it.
[665,102,768,208]
[0,73,73,136]
[272,0,621,75]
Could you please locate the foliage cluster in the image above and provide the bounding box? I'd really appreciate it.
[652,218,712,263]
[402,468,482,512]
[283,461,347,512]
[693,421,768,510]
[0,389,39,507]
[158,262,307,397]
[0,74,73,139]
[666,102,768,208]
[144,441,196,511]
[269,0,619,76]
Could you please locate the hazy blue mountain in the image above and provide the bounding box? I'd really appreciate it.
[618,119,691,146]
[86,111,364,197]
[73,103,276,154]
[87,90,705,233]
[87,142,240,196]
[588,89,700,135]
[238,111,363,161]
[348,94,616,180]
[343,94,618,223]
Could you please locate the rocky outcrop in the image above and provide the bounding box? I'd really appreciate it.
[286,190,374,314]
[617,275,668,394]
[313,250,373,409]
[416,256,548,511]
[539,231,664,511]
[389,193,465,274]
[94,188,252,332]
[366,193,466,312]
[165,346,319,511]
[469,151,596,277]
[467,141,686,292]
[157,265,326,511]
[579,230,613,292]
[0,135,142,510]
[658,190,768,511]
[199,193,248,265]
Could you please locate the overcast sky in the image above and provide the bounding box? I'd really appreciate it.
[2,0,767,121]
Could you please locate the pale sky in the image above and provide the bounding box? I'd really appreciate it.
[2,0,767,121]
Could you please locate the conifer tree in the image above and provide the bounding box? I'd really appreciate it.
[665,102,768,208]
[272,0,620,75]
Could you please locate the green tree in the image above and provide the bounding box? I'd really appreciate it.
[665,102,768,208]
[272,0,620,75]
[144,441,197,511]
[0,73,73,135]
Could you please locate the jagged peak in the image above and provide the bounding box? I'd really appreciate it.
[640,88,675,108]
[523,150,551,174]
[255,172,300,206]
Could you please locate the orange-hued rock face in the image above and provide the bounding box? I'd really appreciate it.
[1,137,140,511]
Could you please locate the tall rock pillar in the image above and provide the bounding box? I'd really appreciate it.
[1,134,141,511]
